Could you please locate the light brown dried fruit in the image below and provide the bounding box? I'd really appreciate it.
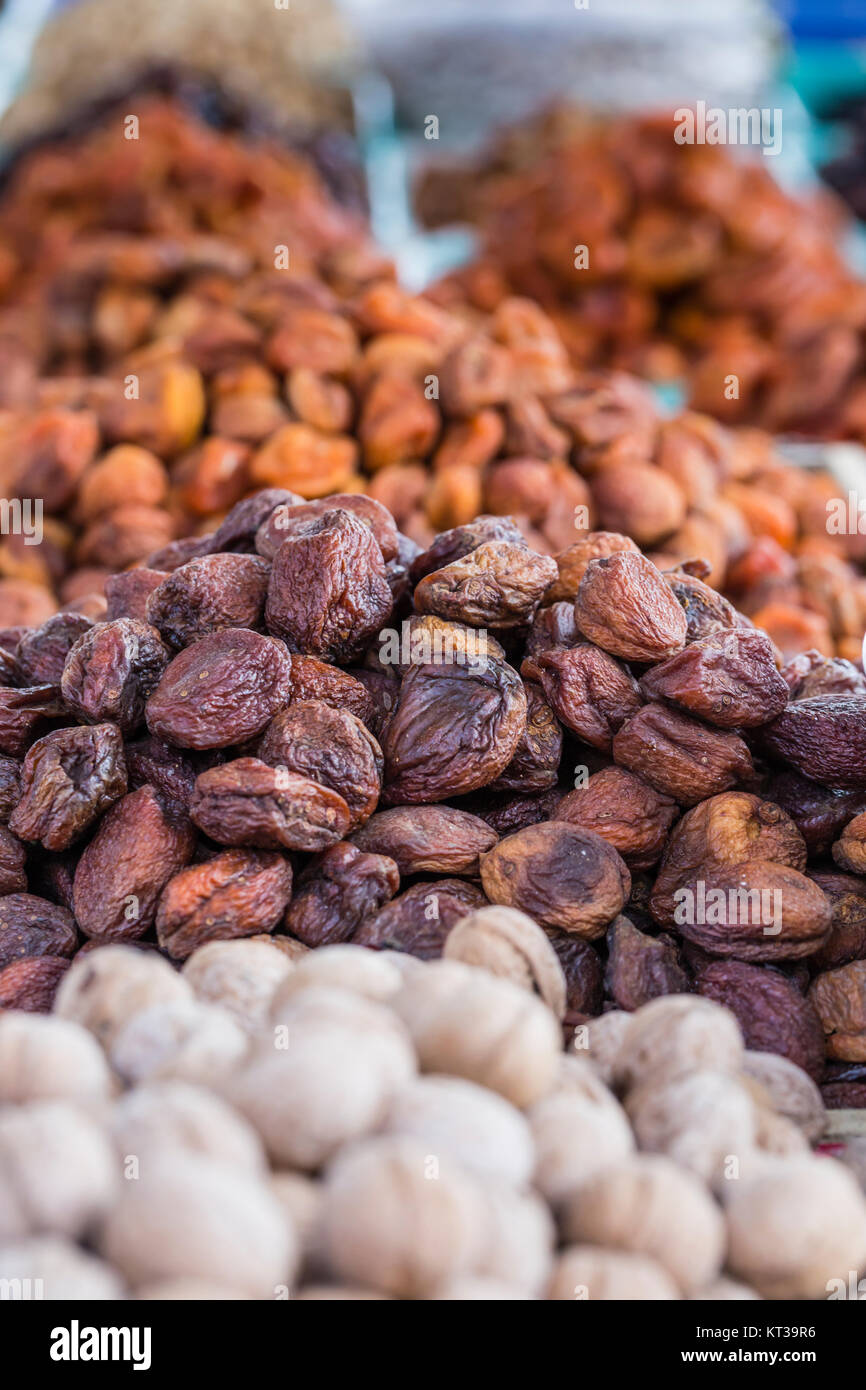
[574,552,687,662]
[555,767,678,869]
[480,821,630,939]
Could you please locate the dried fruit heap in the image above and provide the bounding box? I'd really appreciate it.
[0,98,862,663]
[421,107,866,437]
[1,950,865,1300]
[0,484,864,1113]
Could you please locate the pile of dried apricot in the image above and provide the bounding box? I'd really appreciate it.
[0,98,862,665]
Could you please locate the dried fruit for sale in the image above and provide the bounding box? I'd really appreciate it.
[697,959,826,1080]
[382,657,526,804]
[350,805,497,876]
[146,629,292,749]
[555,767,678,869]
[9,723,127,850]
[613,704,754,806]
[283,843,400,948]
[190,758,351,852]
[574,553,687,663]
[480,822,630,938]
[640,627,788,729]
[155,850,293,960]
[72,785,195,942]
[443,905,567,1018]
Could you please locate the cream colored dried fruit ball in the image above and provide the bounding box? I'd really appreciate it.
[100,1149,296,1297]
[295,1286,392,1300]
[182,939,294,1031]
[269,1172,325,1272]
[432,1277,532,1300]
[529,1085,634,1204]
[443,905,567,1018]
[547,1245,680,1300]
[690,1277,762,1300]
[561,1154,725,1294]
[320,1135,487,1299]
[614,995,744,1092]
[0,1101,117,1242]
[0,1012,112,1105]
[390,960,561,1108]
[110,1081,266,1173]
[136,1279,253,1299]
[725,1156,866,1300]
[380,1075,535,1187]
[476,1181,555,1298]
[741,1051,825,1141]
[0,1236,125,1300]
[626,1069,756,1185]
[108,997,249,1085]
[226,988,415,1169]
[54,945,191,1047]
[271,944,405,1006]
[579,1010,631,1087]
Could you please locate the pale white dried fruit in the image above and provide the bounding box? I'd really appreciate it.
[0,1101,117,1242]
[270,1172,325,1275]
[226,988,416,1169]
[381,1075,534,1187]
[320,1135,487,1299]
[614,995,744,1093]
[391,960,561,1108]
[0,1012,112,1105]
[547,1245,680,1300]
[182,939,294,1031]
[476,1181,555,1298]
[135,1279,253,1300]
[0,1236,125,1300]
[577,1009,631,1086]
[294,1285,392,1300]
[100,1149,295,1297]
[110,1081,265,1173]
[443,906,567,1019]
[108,997,249,1086]
[725,1156,866,1300]
[741,1051,825,1142]
[270,944,404,1008]
[751,1105,810,1157]
[529,1086,634,1205]
[689,1277,762,1300]
[560,1154,725,1294]
[54,945,190,1047]
[626,1069,756,1186]
[432,1276,532,1300]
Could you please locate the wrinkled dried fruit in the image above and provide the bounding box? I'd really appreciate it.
[350,805,497,876]
[353,879,486,958]
[613,704,754,806]
[761,696,866,790]
[809,961,866,1061]
[382,657,526,804]
[574,553,687,662]
[414,542,557,630]
[480,821,630,939]
[145,555,270,648]
[146,629,292,749]
[640,627,788,729]
[72,786,195,942]
[669,860,831,962]
[556,767,678,870]
[190,758,351,852]
[155,850,293,960]
[605,916,690,1011]
[283,842,400,948]
[0,954,71,1012]
[62,619,171,734]
[256,700,382,831]
[523,645,642,751]
[265,510,392,663]
[0,893,77,969]
[697,959,826,1080]
[9,723,127,850]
